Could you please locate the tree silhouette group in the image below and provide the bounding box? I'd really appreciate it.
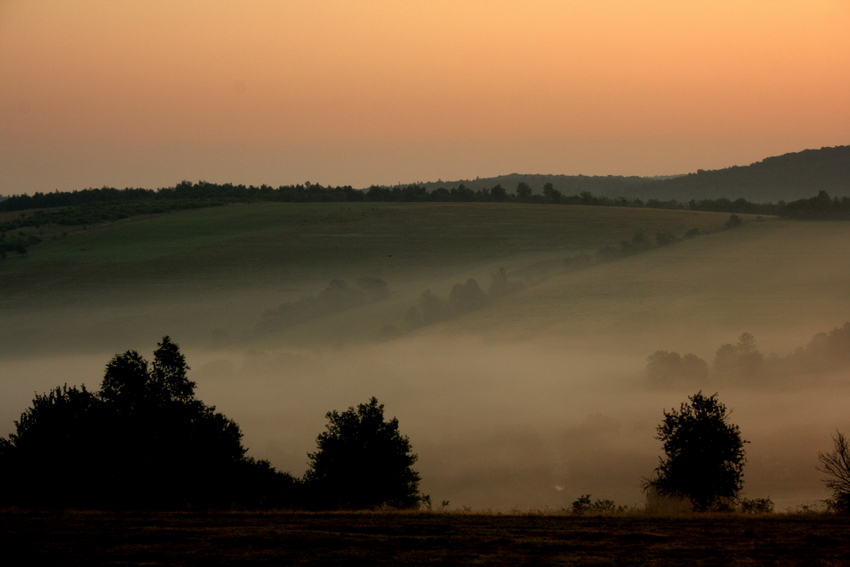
[0,338,421,510]
[5,337,850,513]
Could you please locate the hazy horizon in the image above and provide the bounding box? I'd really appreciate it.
[2,1,848,194]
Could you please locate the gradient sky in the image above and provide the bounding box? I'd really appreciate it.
[1,0,848,194]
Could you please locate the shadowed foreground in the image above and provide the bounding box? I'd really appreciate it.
[4,510,850,566]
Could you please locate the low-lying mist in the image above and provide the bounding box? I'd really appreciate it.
[6,328,841,512]
[3,218,850,511]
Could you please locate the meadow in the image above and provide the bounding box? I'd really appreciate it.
[2,202,849,511]
[0,201,741,356]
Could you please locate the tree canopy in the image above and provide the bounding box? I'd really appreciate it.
[0,337,293,509]
[817,430,850,513]
[646,392,747,511]
[303,397,421,509]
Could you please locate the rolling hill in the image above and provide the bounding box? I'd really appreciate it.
[629,145,850,202]
[410,145,850,203]
[2,201,850,510]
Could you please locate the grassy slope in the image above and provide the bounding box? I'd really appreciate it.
[436,219,850,356]
[0,202,741,356]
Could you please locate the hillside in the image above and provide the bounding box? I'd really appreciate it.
[0,202,739,357]
[414,173,669,197]
[3,202,850,510]
[626,145,850,202]
[409,145,850,203]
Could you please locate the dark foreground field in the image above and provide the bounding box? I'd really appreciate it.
[3,510,849,566]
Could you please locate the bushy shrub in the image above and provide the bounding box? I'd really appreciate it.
[571,494,622,515]
[739,497,774,514]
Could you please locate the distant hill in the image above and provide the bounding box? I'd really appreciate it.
[625,146,850,203]
[414,173,677,197]
[411,146,850,203]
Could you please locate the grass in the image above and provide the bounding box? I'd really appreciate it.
[1,201,739,273]
[4,509,850,566]
[437,219,850,355]
[0,202,746,355]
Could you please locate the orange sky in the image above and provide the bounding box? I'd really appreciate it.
[1,0,848,192]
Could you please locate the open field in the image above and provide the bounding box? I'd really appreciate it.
[0,201,742,356]
[3,203,850,511]
[3,509,850,566]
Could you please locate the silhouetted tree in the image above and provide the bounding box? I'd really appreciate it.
[516,182,532,201]
[0,385,105,507]
[645,392,747,511]
[490,184,508,201]
[620,231,653,255]
[725,214,743,228]
[448,278,489,314]
[645,351,709,387]
[817,430,850,513]
[714,332,764,383]
[303,397,421,509]
[543,182,561,204]
[0,337,293,509]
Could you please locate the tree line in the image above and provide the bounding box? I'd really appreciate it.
[645,322,850,388]
[3,180,847,236]
[0,338,419,510]
[3,179,846,258]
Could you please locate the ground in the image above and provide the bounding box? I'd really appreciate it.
[3,509,849,566]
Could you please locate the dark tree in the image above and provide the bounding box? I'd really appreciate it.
[0,385,105,507]
[448,278,489,314]
[543,182,561,204]
[817,430,850,513]
[490,184,508,201]
[645,351,709,387]
[515,182,532,201]
[0,337,293,509]
[645,392,747,511]
[725,214,743,228]
[304,397,421,509]
[714,332,764,383]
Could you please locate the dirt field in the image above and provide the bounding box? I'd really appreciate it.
[3,509,849,566]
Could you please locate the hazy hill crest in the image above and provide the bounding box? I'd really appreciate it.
[630,145,850,202]
[407,145,850,203]
[412,173,676,198]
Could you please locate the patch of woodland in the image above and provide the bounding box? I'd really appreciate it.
[645,322,850,389]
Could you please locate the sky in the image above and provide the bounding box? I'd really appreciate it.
[1,0,848,194]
